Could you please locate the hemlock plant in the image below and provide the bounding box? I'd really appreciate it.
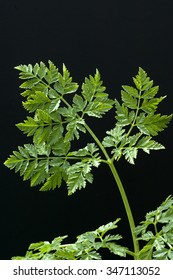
[4,62,173,260]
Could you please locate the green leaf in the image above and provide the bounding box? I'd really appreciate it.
[30,160,49,187]
[15,62,47,81]
[67,162,93,195]
[82,70,114,118]
[40,169,63,191]
[23,144,37,157]
[72,94,87,112]
[65,118,86,142]
[142,86,159,99]
[17,109,53,141]
[138,245,154,260]
[82,70,102,101]
[16,117,39,137]
[133,67,152,91]
[37,62,47,79]
[97,219,120,236]
[47,125,64,145]
[137,136,165,153]
[20,78,40,89]
[138,231,154,241]
[122,85,139,97]
[4,155,23,172]
[122,147,138,164]
[44,60,59,84]
[137,114,172,136]
[87,143,99,154]
[15,64,32,72]
[104,243,126,257]
[53,64,78,95]
[153,248,168,260]
[21,83,48,98]
[12,219,126,260]
[35,109,52,124]
[49,98,61,113]
[136,196,173,259]
[103,128,141,164]
[18,108,63,146]
[102,126,125,148]
[52,137,71,156]
[22,91,50,113]
[121,90,138,109]
[33,126,52,144]
[68,143,101,167]
[141,96,166,113]
[84,100,113,118]
[69,143,99,157]
[4,147,39,182]
[115,100,135,126]
[18,146,30,158]
[24,160,38,181]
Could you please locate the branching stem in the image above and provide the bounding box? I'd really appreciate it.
[84,123,140,259]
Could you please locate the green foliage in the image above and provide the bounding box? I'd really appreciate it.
[81,70,114,118]
[135,196,173,260]
[4,63,171,192]
[12,219,127,260]
[6,61,115,193]
[5,142,100,194]
[102,67,172,164]
[4,62,173,260]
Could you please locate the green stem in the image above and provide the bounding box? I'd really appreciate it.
[108,161,140,259]
[84,123,140,259]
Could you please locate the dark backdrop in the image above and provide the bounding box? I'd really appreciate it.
[1,0,173,259]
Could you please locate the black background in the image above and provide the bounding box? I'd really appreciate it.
[1,0,173,259]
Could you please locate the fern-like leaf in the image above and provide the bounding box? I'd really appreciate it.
[81,70,114,118]
[103,67,172,164]
[135,196,173,260]
[12,219,127,260]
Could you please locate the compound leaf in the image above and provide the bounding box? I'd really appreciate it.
[12,219,127,260]
[136,196,173,260]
